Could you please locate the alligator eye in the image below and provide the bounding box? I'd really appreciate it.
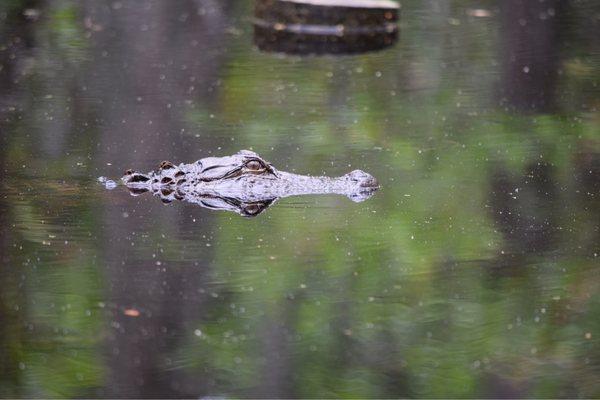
[246,160,262,171]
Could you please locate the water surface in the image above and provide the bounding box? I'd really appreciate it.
[1,0,599,398]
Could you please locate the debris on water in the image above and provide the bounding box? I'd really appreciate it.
[98,176,117,189]
[23,8,41,21]
[123,308,140,317]
[466,9,492,18]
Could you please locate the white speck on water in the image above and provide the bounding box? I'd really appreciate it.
[523,66,530,73]
[194,329,202,337]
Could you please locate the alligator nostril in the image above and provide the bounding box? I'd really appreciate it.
[125,169,134,175]
[360,176,379,188]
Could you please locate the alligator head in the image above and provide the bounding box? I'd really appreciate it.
[120,150,379,217]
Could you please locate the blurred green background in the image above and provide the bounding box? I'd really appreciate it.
[0,0,599,398]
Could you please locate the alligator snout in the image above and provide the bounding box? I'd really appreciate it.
[341,170,379,203]
[344,170,379,188]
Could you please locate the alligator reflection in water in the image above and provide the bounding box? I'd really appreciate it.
[113,150,379,217]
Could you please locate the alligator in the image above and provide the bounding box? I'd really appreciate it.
[115,150,379,217]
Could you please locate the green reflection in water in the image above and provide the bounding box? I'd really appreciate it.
[0,0,599,398]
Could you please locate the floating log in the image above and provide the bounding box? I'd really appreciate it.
[253,24,398,55]
[253,0,400,55]
[255,0,399,27]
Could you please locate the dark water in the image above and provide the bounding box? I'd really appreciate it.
[1,0,599,398]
